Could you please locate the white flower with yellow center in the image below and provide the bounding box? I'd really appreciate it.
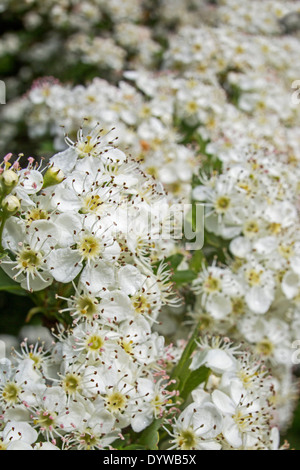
[168,402,223,450]
[211,384,271,449]
[62,396,119,450]
[66,320,119,363]
[238,258,276,314]
[1,218,60,291]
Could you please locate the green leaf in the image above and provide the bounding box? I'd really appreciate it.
[138,418,163,450]
[180,366,210,401]
[0,268,28,296]
[169,322,201,393]
[171,269,197,286]
[122,444,147,450]
[165,253,185,271]
[189,250,205,273]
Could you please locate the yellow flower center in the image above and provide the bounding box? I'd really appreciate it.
[76,295,99,319]
[256,338,274,357]
[203,275,221,293]
[215,196,230,214]
[86,334,104,352]
[2,382,20,404]
[106,391,127,413]
[246,269,262,286]
[177,429,197,450]
[82,194,104,215]
[77,234,101,261]
[16,247,42,273]
[63,373,82,395]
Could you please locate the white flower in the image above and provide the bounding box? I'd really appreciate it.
[168,402,223,450]
[0,421,38,450]
[211,384,269,449]
[1,218,60,291]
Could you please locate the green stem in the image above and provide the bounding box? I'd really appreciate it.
[0,213,7,253]
[169,319,202,393]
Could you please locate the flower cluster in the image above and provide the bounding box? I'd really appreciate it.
[191,145,300,428]
[0,129,181,449]
[0,0,300,451]
[168,337,283,450]
[0,314,172,449]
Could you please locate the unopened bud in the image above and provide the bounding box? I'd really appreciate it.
[42,166,64,188]
[1,169,19,191]
[1,195,21,215]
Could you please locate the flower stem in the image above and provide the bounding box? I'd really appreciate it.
[0,213,7,254]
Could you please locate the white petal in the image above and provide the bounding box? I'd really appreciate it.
[100,291,133,322]
[117,264,145,295]
[131,408,153,433]
[245,286,273,314]
[193,403,223,439]
[205,349,235,374]
[54,213,82,247]
[28,220,60,250]
[206,293,232,319]
[7,441,33,450]
[230,236,251,258]
[282,271,299,299]
[33,442,60,450]
[4,421,38,445]
[79,261,115,294]
[20,273,53,292]
[49,148,78,174]
[253,236,277,255]
[51,186,81,212]
[47,247,82,282]
[223,417,243,449]
[18,169,43,195]
[2,217,26,251]
[211,390,236,415]
[290,256,300,276]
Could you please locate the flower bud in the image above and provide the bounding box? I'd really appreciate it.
[1,195,21,215]
[1,169,19,192]
[42,166,65,188]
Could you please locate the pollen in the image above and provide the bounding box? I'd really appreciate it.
[76,135,95,157]
[246,269,262,286]
[278,244,294,259]
[132,293,152,316]
[77,234,102,261]
[120,339,134,355]
[86,334,104,352]
[106,390,127,412]
[256,338,274,357]
[203,275,221,293]
[177,429,197,450]
[2,382,21,404]
[36,410,57,429]
[76,295,99,319]
[215,196,230,214]
[81,194,104,215]
[79,429,99,450]
[26,208,48,225]
[63,372,82,395]
[244,220,260,237]
[16,247,43,274]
